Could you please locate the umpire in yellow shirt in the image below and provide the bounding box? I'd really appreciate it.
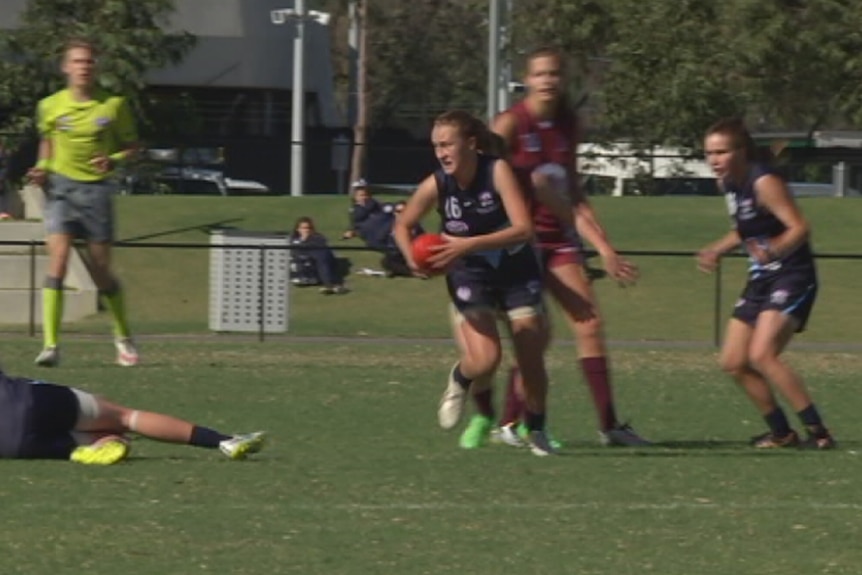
[27,38,139,368]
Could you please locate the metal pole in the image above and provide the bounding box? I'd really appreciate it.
[259,246,266,342]
[497,0,512,113]
[713,260,722,348]
[291,0,306,197]
[347,0,359,127]
[487,0,500,123]
[29,240,36,338]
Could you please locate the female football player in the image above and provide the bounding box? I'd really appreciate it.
[698,117,834,449]
[490,46,648,448]
[393,110,555,455]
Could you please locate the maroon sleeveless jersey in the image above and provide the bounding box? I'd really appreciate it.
[505,100,578,246]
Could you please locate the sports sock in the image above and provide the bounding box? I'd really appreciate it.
[524,411,546,432]
[764,407,793,437]
[473,389,495,419]
[581,356,618,431]
[452,363,472,390]
[500,366,525,426]
[42,276,64,348]
[189,426,231,449]
[100,282,131,339]
[797,404,828,437]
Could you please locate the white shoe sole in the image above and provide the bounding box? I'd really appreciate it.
[491,427,525,448]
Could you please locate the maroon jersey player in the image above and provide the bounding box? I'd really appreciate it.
[487,46,649,448]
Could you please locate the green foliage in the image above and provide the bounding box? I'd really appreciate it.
[599,0,743,147]
[510,0,862,146]
[366,0,488,127]
[512,0,614,78]
[0,0,194,149]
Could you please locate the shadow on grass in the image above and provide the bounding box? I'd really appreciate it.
[119,217,244,243]
[122,454,273,463]
[550,438,858,457]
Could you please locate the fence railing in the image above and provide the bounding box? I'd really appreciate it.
[1,239,860,345]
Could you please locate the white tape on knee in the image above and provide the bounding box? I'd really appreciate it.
[70,388,101,423]
[128,410,141,433]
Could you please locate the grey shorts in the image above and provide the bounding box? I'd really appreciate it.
[44,173,116,242]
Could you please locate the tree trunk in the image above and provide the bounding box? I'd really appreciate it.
[349,0,369,186]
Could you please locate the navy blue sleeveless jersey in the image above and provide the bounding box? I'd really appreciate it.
[432,155,543,313]
[0,372,34,458]
[435,154,509,238]
[434,154,527,269]
[723,164,815,280]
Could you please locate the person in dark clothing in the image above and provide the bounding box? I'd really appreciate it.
[699,117,833,450]
[392,110,554,456]
[291,216,349,294]
[0,368,265,464]
[342,179,392,250]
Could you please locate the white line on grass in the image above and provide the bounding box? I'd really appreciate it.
[301,501,862,512]
[11,500,862,512]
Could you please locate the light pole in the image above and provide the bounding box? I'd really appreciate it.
[498,0,513,113]
[487,0,514,121]
[487,0,501,123]
[348,0,359,127]
[271,3,331,197]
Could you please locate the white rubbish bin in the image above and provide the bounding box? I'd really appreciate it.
[209,229,290,333]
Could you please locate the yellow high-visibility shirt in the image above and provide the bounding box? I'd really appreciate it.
[37,88,138,182]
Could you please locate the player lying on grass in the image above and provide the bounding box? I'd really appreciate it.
[0,368,265,464]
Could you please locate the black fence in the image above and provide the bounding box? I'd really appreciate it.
[1,239,860,345]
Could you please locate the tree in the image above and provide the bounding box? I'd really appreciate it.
[350,0,368,183]
[724,0,862,132]
[0,0,194,150]
[511,0,614,79]
[366,0,488,128]
[512,0,862,146]
[599,0,744,147]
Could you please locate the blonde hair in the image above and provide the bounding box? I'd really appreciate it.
[62,37,97,58]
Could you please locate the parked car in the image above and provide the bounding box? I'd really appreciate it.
[155,166,271,196]
[120,147,271,196]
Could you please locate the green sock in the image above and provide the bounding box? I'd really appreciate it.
[101,286,131,339]
[42,286,63,348]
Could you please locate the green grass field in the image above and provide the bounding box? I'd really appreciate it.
[0,338,860,575]
[14,194,858,344]
[2,196,861,573]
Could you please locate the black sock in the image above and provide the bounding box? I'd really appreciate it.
[764,408,792,437]
[452,363,472,390]
[473,388,495,419]
[524,411,546,432]
[797,404,828,437]
[189,426,231,449]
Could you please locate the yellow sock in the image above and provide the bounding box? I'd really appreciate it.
[42,285,63,348]
[101,286,131,339]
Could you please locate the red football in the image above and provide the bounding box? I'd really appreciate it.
[411,233,447,272]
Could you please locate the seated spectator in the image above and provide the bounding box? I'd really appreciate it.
[290,217,349,295]
[381,201,426,278]
[342,179,392,250]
